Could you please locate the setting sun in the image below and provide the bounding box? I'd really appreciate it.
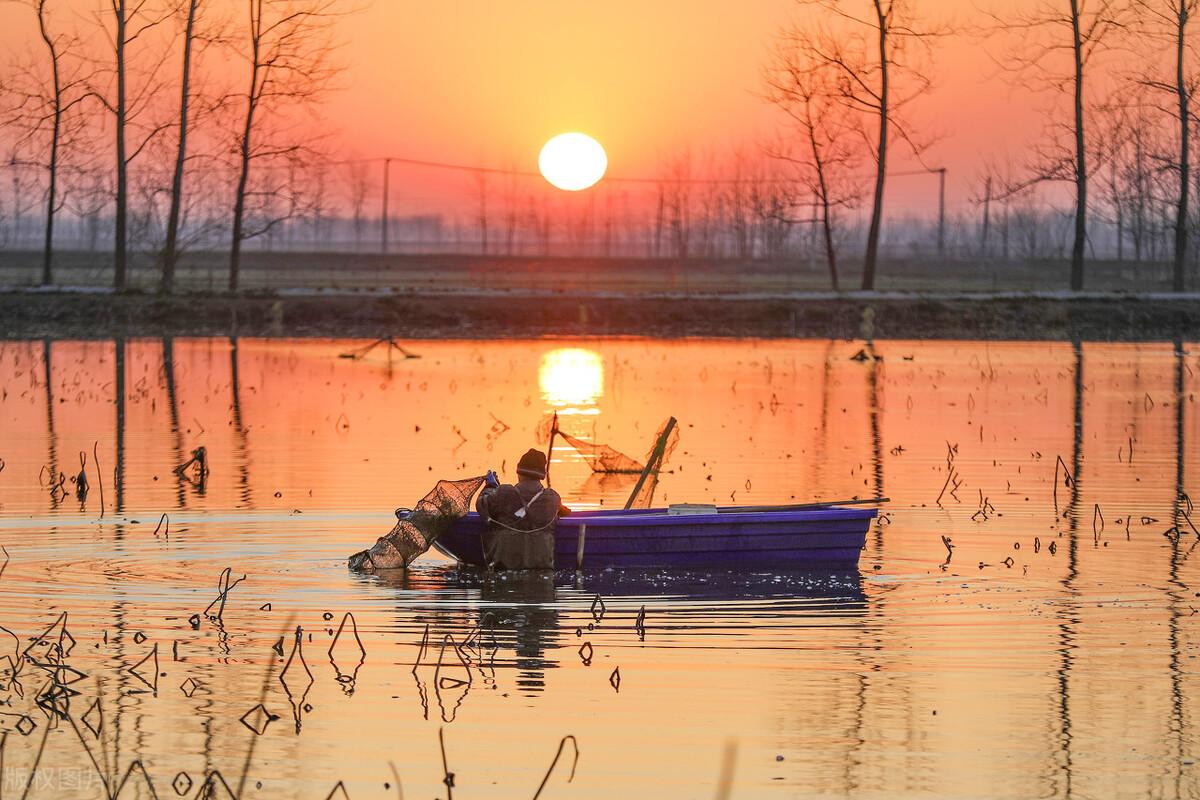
[538,132,607,191]
[539,347,604,410]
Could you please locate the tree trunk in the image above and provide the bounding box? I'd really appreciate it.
[808,119,839,291]
[1135,136,1145,262]
[36,2,60,287]
[162,0,198,295]
[114,0,128,291]
[820,194,839,292]
[1117,205,1123,262]
[1002,202,1010,260]
[980,177,991,257]
[1174,3,1190,293]
[863,0,889,291]
[1069,0,1086,291]
[230,24,260,293]
[43,115,58,286]
[230,131,251,291]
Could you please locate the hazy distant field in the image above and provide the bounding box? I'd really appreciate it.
[0,249,1190,294]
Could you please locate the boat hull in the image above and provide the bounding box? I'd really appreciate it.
[433,507,875,570]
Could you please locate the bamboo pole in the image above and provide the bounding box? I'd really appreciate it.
[716,497,889,514]
[624,417,677,510]
[545,411,558,485]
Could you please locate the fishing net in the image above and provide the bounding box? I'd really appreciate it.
[555,429,645,473]
[628,474,661,510]
[537,415,680,509]
[538,416,679,476]
[349,476,486,570]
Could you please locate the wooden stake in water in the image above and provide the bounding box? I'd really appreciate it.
[575,523,587,571]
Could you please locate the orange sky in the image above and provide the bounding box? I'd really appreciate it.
[323,0,1050,211]
[0,1,1138,214]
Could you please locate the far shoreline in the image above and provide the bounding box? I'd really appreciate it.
[2,288,1198,342]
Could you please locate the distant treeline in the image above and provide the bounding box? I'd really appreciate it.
[1,0,1198,292]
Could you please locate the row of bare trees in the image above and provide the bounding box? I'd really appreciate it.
[4,0,1200,292]
[765,0,944,291]
[455,156,802,260]
[1,0,343,291]
[764,0,1200,292]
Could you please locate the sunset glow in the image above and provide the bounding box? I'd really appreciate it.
[539,347,604,409]
[538,133,607,191]
[3,0,1200,794]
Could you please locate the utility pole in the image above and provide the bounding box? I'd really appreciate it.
[380,157,391,255]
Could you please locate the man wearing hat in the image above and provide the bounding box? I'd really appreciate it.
[475,448,569,570]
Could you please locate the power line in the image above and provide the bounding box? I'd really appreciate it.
[331,153,946,187]
[1,151,946,189]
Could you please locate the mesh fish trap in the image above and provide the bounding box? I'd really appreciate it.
[349,476,485,570]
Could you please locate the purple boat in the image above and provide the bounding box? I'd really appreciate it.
[432,504,877,570]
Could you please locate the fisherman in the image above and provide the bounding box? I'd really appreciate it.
[476,448,569,570]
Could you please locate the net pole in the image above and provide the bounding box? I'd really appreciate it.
[546,411,558,486]
[624,416,677,510]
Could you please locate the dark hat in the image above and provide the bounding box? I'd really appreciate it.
[516,448,547,479]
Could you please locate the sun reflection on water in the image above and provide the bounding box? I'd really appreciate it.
[539,347,603,413]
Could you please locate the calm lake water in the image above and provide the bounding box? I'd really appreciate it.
[0,336,1196,799]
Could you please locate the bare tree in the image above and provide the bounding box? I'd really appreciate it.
[160,0,203,293]
[306,159,329,245]
[651,182,665,258]
[346,158,370,250]
[0,158,41,250]
[969,169,994,258]
[765,40,866,290]
[500,168,520,255]
[1092,100,1129,259]
[473,170,488,254]
[662,152,693,259]
[788,1,943,290]
[1131,0,1198,290]
[750,177,794,260]
[228,0,343,291]
[1098,104,1163,262]
[89,0,177,290]
[724,149,757,260]
[995,0,1127,290]
[3,1,90,285]
[64,167,111,254]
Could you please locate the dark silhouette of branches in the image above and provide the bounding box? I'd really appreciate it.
[345,157,371,250]
[784,1,946,290]
[989,0,1130,290]
[86,0,180,291]
[160,0,230,292]
[765,33,867,289]
[1130,0,1199,290]
[228,0,345,291]
[2,0,93,285]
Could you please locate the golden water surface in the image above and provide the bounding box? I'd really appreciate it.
[0,337,1196,799]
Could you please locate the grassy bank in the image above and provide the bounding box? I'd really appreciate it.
[2,289,1198,341]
